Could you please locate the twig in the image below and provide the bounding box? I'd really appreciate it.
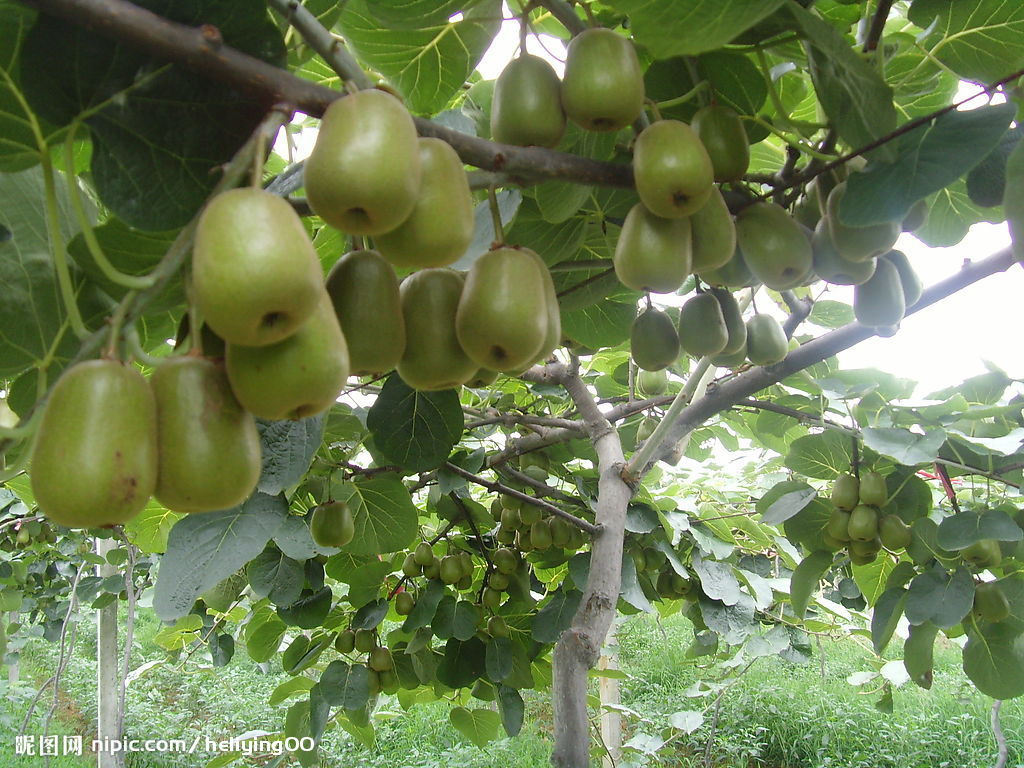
[443,461,598,534]
[863,0,895,54]
[992,700,1008,768]
[494,464,588,507]
[780,290,813,338]
[267,0,373,89]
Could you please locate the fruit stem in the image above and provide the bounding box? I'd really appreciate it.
[104,290,136,359]
[40,151,90,339]
[0,448,30,483]
[487,186,506,245]
[645,98,663,123]
[125,326,164,367]
[186,289,203,355]
[653,80,709,111]
[62,121,157,291]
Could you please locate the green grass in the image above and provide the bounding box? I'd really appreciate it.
[5,608,1022,767]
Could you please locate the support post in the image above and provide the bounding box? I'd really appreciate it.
[96,537,123,768]
[599,624,622,768]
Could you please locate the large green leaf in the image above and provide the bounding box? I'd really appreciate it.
[840,104,1016,225]
[871,588,907,654]
[1006,136,1024,262]
[437,637,486,688]
[936,508,1023,550]
[0,3,41,172]
[340,0,500,115]
[909,0,1024,83]
[366,374,463,473]
[124,500,182,554]
[784,431,853,479]
[19,0,286,230]
[0,167,94,379]
[449,706,500,748]
[756,480,817,525]
[607,0,784,58]
[334,475,418,556]
[531,589,582,644]
[365,0,483,30]
[692,552,741,606]
[904,564,974,628]
[861,427,946,466]
[789,550,833,619]
[153,492,288,620]
[903,621,938,689]
[496,685,524,737]
[257,416,326,496]
[320,661,370,710]
[915,179,1002,248]
[560,299,635,350]
[789,4,896,160]
[247,549,304,606]
[962,622,1024,699]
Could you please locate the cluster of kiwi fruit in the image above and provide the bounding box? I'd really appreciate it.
[489,493,587,556]
[627,544,698,602]
[823,469,911,564]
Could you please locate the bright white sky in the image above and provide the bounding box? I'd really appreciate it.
[284,13,1023,399]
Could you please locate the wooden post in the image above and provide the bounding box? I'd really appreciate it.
[599,623,622,768]
[7,611,18,683]
[96,538,124,768]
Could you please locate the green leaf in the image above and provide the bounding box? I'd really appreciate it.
[783,497,833,553]
[20,0,286,230]
[451,189,522,270]
[154,492,288,621]
[432,595,482,640]
[784,431,853,479]
[336,475,418,556]
[963,622,1024,699]
[646,51,768,126]
[532,589,582,644]
[269,676,316,706]
[506,202,588,268]
[789,4,897,160]
[351,598,389,631]
[449,706,500,748]
[247,550,304,606]
[496,685,524,737]
[852,555,897,607]
[607,0,785,58]
[277,586,332,629]
[365,0,482,29]
[789,550,833,619]
[366,374,463,473]
[907,517,959,568]
[124,501,182,554]
[1006,134,1024,263]
[871,588,907,654]
[905,564,974,628]
[903,621,939,689]
[699,593,756,645]
[485,636,513,683]
[692,552,741,606]
[861,427,946,466]
[273,514,325,561]
[757,481,817,525]
[257,416,326,496]
[936,508,1023,550]
[402,578,447,632]
[807,299,854,329]
[840,104,1016,225]
[437,637,486,688]
[561,299,635,350]
[909,0,1024,83]
[669,710,705,734]
[340,0,500,115]
[338,560,392,609]
[619,552,653,613]
[0,167,94,379]
[320,660,370,710]
[0,4,41,172]
[915,179,999,248]
[245,612,287,663]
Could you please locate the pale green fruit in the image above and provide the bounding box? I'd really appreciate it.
[521,248,562,363]
[858,471,887,507]
[677,293,728,357]
[397,269,477,390]
[878,514,911,551]
[561,28,644,132]
[456,246,548,371]
[192,187,323,347]
[811,218,877,286]
[613,203,692,293]
[973,582,1011,622]
[831,473,860,512]
[826,182,900,262]
[374,137,474,268]
[226,290,350,420]
[854,257,906,328]
[698,245,756,288]
[745,314,788,366]
[491,54,565,148]
[633,120,714,218]
[636,368,668,396]
[901,199,929,232]
[709,347,748,369]
[880,250,923,308]
[310,500,355,548]
[690,187,736,273]
[691,105,749,182]
[710,287,746,356]
[962,539,1003,570]
[630,308,679,371]
[305,89,422,235]
[826,508,852,542]
[152,356,260,513]
[735,203,813,290]
[848,504,879,542]
[325,249,405,377]
[31,360,156,528]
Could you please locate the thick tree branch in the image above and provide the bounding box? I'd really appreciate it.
[641,248,1020,476]
[550,364,632,768]
[536,0,587,36]
[19,0,634,190]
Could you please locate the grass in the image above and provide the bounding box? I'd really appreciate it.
[3,607,1022,767]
